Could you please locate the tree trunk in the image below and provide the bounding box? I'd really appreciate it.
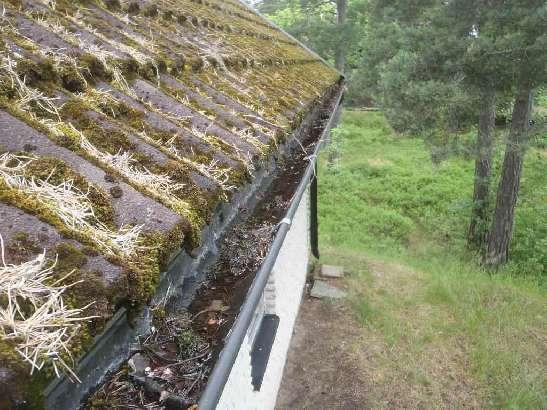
[484,84,533,267]
[467,89,496,249]
[334,0,348,73]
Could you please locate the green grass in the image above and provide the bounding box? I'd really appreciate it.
[318,110,547,408]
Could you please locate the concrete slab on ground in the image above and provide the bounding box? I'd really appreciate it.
[320,264,344,278]
[310,280,347,299]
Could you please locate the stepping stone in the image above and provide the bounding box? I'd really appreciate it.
[320,264,344,278]
[310,280,347,299]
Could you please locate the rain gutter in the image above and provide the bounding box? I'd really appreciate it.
[198,86,344,410]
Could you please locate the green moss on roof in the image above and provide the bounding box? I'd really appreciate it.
[0,0,341,394]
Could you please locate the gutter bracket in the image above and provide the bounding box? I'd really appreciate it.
[280,217,292,227]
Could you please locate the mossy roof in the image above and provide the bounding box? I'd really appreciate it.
[0,0,340,399]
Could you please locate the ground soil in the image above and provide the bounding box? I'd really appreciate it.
[275,298,370,410]
[276,256,483,410]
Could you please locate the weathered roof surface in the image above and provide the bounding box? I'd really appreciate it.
[0,0,340,403]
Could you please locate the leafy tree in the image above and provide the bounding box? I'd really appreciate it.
[257,0,546,268]
[358,0,495,249]
[439,0,546,254]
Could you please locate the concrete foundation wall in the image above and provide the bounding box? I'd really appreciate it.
[217,188,310,410]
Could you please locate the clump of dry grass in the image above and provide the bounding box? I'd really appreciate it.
[0,154,94,228]
[133,123,237,195]
[0,153,143,257]
[232,126,268,154]
[0,234,95,381]
[164,136,235,195]
[0,54,61,120]
[64,125,189,214]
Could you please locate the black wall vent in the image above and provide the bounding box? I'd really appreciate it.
[250,314,280,391]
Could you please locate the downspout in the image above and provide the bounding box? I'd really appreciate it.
[310,163,320,259]
[198,87,344,410]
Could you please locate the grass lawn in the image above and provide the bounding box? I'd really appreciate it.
[316,110,547,408]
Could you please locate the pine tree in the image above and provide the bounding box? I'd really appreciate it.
[360,0,546,261]
[477,0,546,267]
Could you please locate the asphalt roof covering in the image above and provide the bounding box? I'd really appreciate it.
[0,0,340,401]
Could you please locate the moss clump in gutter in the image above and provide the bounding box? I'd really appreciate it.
[176,328,204,358]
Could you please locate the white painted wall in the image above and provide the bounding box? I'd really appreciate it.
[217,188,310,410]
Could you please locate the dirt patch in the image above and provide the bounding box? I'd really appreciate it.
[276,299,370,410]
[277,255,484,409]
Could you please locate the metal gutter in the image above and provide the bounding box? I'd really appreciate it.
[198,87,344,410]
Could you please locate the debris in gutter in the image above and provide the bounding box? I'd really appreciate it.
[87,312,209,408]
[127,353,150,376]
[216,222,275,278]
[207,300,229,313]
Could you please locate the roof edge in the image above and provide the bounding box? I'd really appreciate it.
[198,83,345,409]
